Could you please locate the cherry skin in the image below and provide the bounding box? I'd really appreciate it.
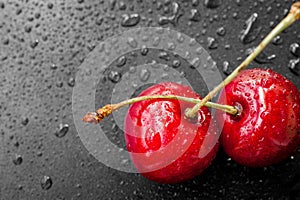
[216,68,300,167]
[124,82,219,183]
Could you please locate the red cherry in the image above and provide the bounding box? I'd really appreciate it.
[216,68,300,167]
[124,82,219,183]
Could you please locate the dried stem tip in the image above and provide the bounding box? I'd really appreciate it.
[96,104,114,119]
[291,2,300,20]
[82,112,101,124]
[82,105,114,124]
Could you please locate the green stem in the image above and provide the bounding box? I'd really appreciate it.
[82,95,238,124]
[185,3,300,118]
[114,95,238,115]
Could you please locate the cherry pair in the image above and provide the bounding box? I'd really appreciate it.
[124,69,300,183]
[83,2,300,184]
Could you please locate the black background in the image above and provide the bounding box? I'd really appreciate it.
[1,0,300,199]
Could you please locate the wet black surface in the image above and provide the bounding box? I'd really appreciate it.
[1,0,300,199]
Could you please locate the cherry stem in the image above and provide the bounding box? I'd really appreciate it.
[185,2,300,118]
[82,95,238,124]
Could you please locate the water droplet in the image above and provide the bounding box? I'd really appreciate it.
[34,12,41,19]
[191,57,201,68]
[24,25,32,33]
[272,35,283,45]
[16,8,22,15]
[260,111,269,120]
[289,43,300,57]
[127,37,138,48]
[158,2,182,26]
[216,27,226,36]
[55,123,69,138]
[17,185,23,190]
[21,117,29,126]
[184,51,191,60]
[188,39,197,47]
[121,14,141,27]
[159,51,170,61]
[116,56,127,67]
[196,47,203,55]
[13,154,23,165]
[176,33,184,43]
[139,69,150,82]
[222,61,231,75]
[158,17,169,25]
[56,81,63,88]
[30,39,39,48]
[179,71,186,77]
[167,42,176,51]
[50,63,58,70]
[245,92,250,97]
[189,9,201,22]
[224,44,231,49]
[37,151,43,157]
[172,59,181,68]
[41,176,52,190]
[288,58,300,76]
[68,77,75,87]
[140,45,149,56]
[2,38,9,45]
[239,13,262,44]
[204,0,221,9]
[108,71,122,83]
[207,37,218,49]
[232,12,239,19]
[95,17,103,26]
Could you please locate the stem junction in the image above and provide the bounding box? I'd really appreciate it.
[185,2,300,118]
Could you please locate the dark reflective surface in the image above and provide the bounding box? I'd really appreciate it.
[1,0,299,199]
